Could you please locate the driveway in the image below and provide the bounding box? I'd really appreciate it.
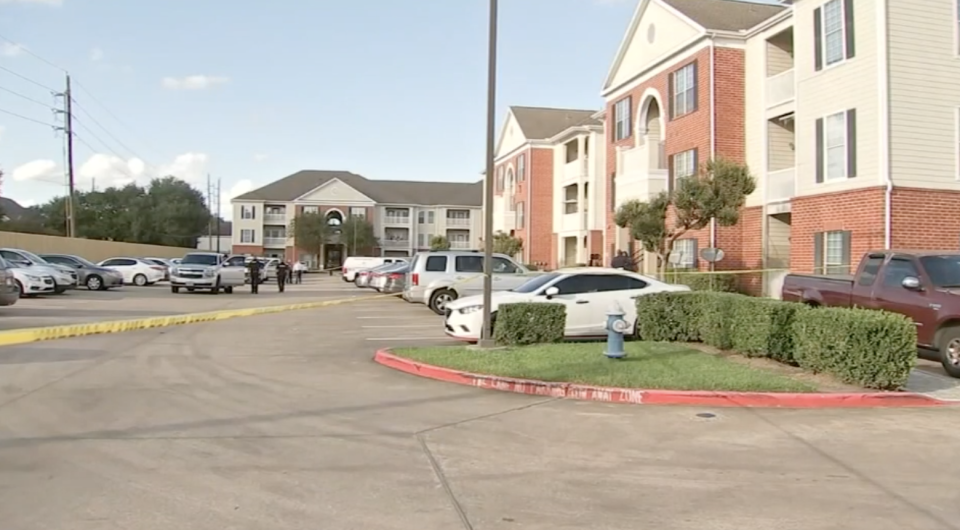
[0,283,957,528]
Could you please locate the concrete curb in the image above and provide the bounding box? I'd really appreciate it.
[373,349,951,408]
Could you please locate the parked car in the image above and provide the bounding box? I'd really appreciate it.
[169,252,246,293]
[0,248,77,293]
[6,261,55,297]
[782,250,960,378]
[444,268,690,342]
[144,257,175,281]
[355,263,397,288]
[98,257,166,286]
[342,257,406,282]
[40,254,125,290]
[381,264,408,295]
[370,262,409,292]
[403,251,541,314]
[0,257,19,306]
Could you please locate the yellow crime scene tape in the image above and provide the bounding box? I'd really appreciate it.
[0,266,789,348]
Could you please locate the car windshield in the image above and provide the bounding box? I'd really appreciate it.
[70,256,98,267]
[18,250,47,264]
[919,255,960,287]
[180,254,220,266]
[512,273,561,293]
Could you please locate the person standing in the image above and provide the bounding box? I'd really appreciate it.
[276,260,290,292]
[247,257,262,294]
[611,251,628,269]
[293,261,305,284]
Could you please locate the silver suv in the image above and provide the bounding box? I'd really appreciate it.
[403,251,539,314]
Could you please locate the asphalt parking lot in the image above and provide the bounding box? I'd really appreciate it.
[0,276,957,528]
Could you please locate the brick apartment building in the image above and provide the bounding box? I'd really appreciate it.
[596,0,960,294]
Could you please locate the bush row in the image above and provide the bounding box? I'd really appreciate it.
[662,271,739,292]
[494,302,566,345]
[635,292,917,390]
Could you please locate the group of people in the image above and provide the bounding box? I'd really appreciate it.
[610,250,638,272]
[245,258,308,294]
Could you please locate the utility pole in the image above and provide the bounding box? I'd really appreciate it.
[215,177,222,253]
[205,174,214,251]
[479,0,498,348]
[91,178,96,192]
[55,74,76,237]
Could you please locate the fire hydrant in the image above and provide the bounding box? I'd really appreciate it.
[604,301,629,359]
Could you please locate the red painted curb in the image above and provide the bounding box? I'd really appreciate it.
[373,349,951,408]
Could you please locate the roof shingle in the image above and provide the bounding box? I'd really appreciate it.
[233,170,482,206]
[662,0,786,32]
[509,106,601,140]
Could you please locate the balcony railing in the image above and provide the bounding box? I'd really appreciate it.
[383,215,411,226]
[264,213,286,224]
[263,237,286,247]
[449,240,471,249]
[445,217,470,227]
[766,167,796,202]
[562,157,588,181]
[381,239,411,248]
[766,68,795,109]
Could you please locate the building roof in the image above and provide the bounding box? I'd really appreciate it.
[662,0,787,32]
[509,106,602,140]
[233,170,483,206]
[0,197,36,222]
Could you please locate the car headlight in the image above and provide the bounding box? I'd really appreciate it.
[458,305,483,315]
[203,268,215,277]
[25,274,42,281]
[169,267,179,276]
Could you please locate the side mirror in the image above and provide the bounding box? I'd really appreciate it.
[544,286,559,299]
[902,276,922,291]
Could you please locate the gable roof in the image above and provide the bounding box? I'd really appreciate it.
[0,197,34,222]
[233,170,482,207]
[509,106,602,140]
[662,0,786,32]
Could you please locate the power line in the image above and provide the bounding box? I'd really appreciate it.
[0,106,56,128]
[0,64,56,92]
[71,78,164,159]
[0,84,56,108]
[0,33,65,72]
[70,101,147,163]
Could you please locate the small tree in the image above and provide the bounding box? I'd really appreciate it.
[340,215,378,255]
[289,212,331,267]
[492,231,522,258]
[429,235,450,250]
[614,158,755,274]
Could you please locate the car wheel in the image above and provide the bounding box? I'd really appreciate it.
[429,289,457,315]
[53,285,66,294]
[133,274,148,286]
[85,275,103,291]
[224,286,234,294]
[939,327,960,378]
[171,286,180,293]
[14,280,23,298]
[210,278,221,294]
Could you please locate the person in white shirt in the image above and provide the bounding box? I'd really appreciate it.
[292,261,307,284]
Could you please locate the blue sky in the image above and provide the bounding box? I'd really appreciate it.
[0,0,637,217]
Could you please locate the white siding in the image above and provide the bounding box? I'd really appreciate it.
[794,0,879,197]
[297,178,375,204]
[887,0,960,190]
[495,113,526,159]
[232,201,264,246]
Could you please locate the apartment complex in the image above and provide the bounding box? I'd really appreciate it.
[492,106,606,268]
[231,170,482,268]
[593,0,960,292]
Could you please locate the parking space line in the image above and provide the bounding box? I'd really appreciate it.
[357,315,439,319]
[365,336,450,341]
[362,325,435,328]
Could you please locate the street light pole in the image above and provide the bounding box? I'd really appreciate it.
[479,0,498,348]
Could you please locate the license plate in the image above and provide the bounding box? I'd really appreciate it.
[185,281,193,286]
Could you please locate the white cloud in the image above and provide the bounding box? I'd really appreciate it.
[89,47,103,61]
[0,42,23,57]
[11,159,59,182]
[253,153,268,162]
[161,75,229,90]
[12,151,212,193]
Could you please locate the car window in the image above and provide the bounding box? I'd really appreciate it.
[592,274,648,292]
[0,250,24,263]
[857,256,884,286]
[882,258,920,288]
[492,257,519,274]
[919,255,960,288]
[100,259,121,267]
[117,258,138,267]
[455,255,483,273]
[552,275,604,295]
[514,273,561,293]
[43,256,71,266]
[224,256,246,267]
[425,256,447,272]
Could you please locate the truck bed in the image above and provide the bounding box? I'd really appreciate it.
[781,273,854,306]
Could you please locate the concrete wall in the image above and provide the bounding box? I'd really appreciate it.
[0,232,197,262]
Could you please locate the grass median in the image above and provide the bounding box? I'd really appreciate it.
[393,342,817,393]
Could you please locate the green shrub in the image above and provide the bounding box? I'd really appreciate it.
[697,292,743,350]
[728,298,803,363]
[635,291,705,342]
[494,302,566,346]
[792,307,916,390]
[663,271,739,292]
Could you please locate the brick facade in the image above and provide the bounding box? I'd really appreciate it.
[495,147,555,267]
[604,45,749,272]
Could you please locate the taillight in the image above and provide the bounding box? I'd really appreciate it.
[343,268,348,274]
[151,266,164,271]
[388,273,401,279]
[411,273,418,285]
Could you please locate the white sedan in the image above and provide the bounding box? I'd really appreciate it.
[98,257,166,286]
[443,268,691,342]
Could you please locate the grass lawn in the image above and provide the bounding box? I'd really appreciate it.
[394,341,817,393]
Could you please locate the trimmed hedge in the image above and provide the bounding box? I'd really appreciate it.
[636,292,916,390]
[663,271,739,292]
[494,302,566,346]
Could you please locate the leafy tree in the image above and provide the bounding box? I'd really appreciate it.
[492,231,522,258]
[429,235,450,250]
[289,212,331,266]
[340,215,378,255]
[614,158,755,274]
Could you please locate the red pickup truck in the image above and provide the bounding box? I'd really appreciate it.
[782,250,960,378]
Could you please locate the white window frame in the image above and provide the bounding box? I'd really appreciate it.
[823,231,846,274]
[517,202,525,229]
[614,97,631,140]
[240,229,255,243]
[671,239,696,269]
[350,207,365,218]
[672,149,697,180]
[417,233,425,247]
[672,64,696,117]
[240,205,256,220]
[264,227,284,239]
[821,0,845,67]
[517,154,525,182]
[823,111,847,181]
[302,206,319,214]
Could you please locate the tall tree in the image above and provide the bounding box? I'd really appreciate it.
[614,158,755,274]
[429,235,450,250]
[492,231,522,258]
[289,212,331,266]
[339,215,378,256]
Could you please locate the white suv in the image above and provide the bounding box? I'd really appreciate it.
[402,251,539,314]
